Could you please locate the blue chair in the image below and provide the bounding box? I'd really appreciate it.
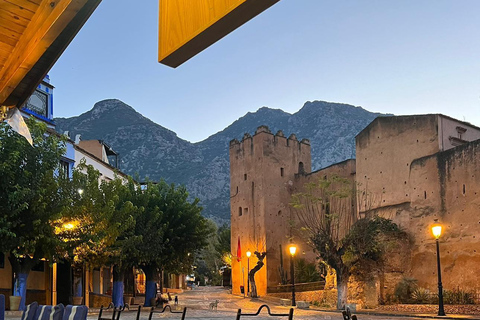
[62,305,88,320]
[0,294,5,320]
[35,304,64,320]
[21,302,38,320]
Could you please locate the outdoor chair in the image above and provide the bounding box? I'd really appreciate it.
[22,303,87,320]
[236,305,293,320]
[98,305,124,320]
[0,295,4,320]
[63,305,88,320]
[36,304,64,320]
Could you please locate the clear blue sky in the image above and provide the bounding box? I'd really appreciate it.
[50,0,480,143]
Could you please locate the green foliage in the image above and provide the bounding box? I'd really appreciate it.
[215,224,231,259]
[411,287,432,304]
[58,165,139,269]
[194,221,230,285]
[0,118,67,272]
[294,258,323,283]
[343,216,406,279]
[132,180,212,275]
[443,288,475,305]
[394,277,418,303]
[395,283,475,305]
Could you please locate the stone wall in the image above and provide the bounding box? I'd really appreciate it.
[230,126,311,297]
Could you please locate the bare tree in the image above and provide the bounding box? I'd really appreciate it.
[290,175,405,309]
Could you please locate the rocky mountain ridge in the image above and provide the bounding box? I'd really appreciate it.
[54,99,385,223]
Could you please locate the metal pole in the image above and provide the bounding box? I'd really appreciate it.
[436,238,445,316]
[247,258,250,296]
[242,267,245,298]
[290,254,296,306]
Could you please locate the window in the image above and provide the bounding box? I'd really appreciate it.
[25,90,49,117]
[298,162,305,174]
[0,252,4,268]
[280,168,284,177]
[238,207,243,216]
[244,174,247,180]
[60,160,70,179]
[244,207,249,215]
[456,126,467,139]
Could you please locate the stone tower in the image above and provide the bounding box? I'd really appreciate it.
[229,125,311,297]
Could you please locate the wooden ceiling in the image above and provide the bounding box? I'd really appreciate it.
[0,0,101,109]
[159,0,280,68]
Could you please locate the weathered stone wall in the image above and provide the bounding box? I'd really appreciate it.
[230,126,311,297]
[230,115,480,306]
[408,139,480,291]
[356,115,441,215]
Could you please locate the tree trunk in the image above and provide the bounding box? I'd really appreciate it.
[9,254,37,311]
[248,272,257,298]
[336,270,349,310]
[141,265,157,307]
[249,251,266,298]
[112,265,125,307]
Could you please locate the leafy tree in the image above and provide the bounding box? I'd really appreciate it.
[290,175,406,309]
[194,221,230,286]
[132,180,211,306]
[0,118,67,310]
[58,164,139,306]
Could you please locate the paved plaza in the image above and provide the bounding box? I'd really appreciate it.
[5,286,477,320]
[84,286,466,320]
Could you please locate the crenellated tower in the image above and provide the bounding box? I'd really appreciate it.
[230,125,311,297]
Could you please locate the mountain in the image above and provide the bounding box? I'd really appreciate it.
[54,99,385,224]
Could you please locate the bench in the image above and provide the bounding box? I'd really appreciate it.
[296,301,309,309]
[135,305,187,320]
[279,299,291,307]
[236,305,293,320]
[98,305,125,320]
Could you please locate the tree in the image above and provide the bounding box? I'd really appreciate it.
[290,175,405,309]
[194,222,230,286]
[248,251,266,298]
[56,162,139,306]
[0,118,67,310]
[131,181,211,306]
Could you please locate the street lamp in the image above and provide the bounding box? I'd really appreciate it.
[77,188,84,195]
[289,244,297,306]
[246,250,251,296]
[432,223,446,316]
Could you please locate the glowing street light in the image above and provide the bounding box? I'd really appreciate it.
[246,250,251,296]
[431,222,445,316]
[289,243,297,306]
[77,189,84,196]
[63,222,75,230]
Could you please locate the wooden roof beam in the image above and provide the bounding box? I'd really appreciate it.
[0,0,89,107]
[158,0,280,68]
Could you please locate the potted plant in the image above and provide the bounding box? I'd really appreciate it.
[10,277,21,310]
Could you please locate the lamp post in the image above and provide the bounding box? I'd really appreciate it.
[246,250,251,296]
[432,223,446,316]
[289,244,297,306]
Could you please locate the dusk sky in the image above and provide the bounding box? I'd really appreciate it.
[50,0,480,143]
